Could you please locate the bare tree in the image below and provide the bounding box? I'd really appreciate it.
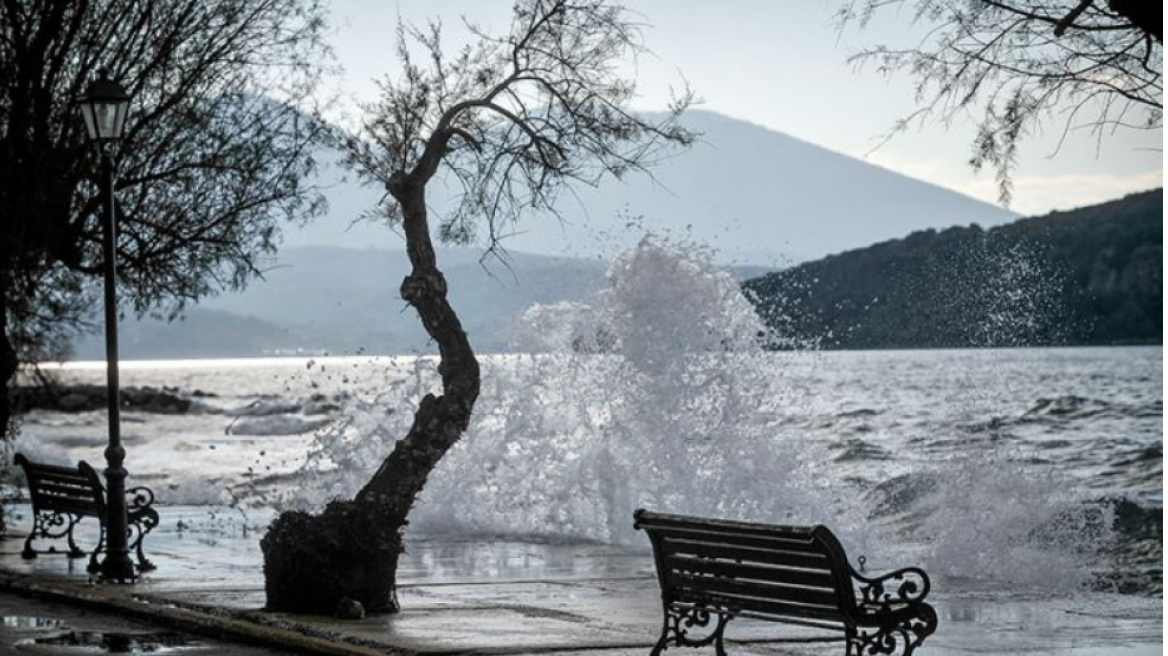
[838,0,1162,204]
[261,0,693,614]
[0,0,330,438]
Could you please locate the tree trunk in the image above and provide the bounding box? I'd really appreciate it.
[262,175,481,615]
[1107,0,1162,42]
[0,271,17,442]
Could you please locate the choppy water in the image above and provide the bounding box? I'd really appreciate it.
[17,344,1162,598]
[11,240,1162,601]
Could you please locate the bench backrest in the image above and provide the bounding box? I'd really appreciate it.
[15,454,105,519]
[634,509,859,629]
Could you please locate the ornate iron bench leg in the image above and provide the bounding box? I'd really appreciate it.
[847,605,939,656]
[65,516,86,559]
[129,509,159,572]
[24,512,85,560]
[21,511,46,559]
[650,615,670,656]
[126,487,158,572]
[653,606,731,655]
[87,524,106,575]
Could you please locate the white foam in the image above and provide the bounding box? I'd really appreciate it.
[280,237,843,544]
[218,236,1126,590]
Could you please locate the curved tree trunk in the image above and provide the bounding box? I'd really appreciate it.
[262,174,481,615]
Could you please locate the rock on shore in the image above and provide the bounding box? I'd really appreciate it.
[11,384,197,414]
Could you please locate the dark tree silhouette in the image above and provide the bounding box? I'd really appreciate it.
[0,0,330,438]
[838,0,1162,205]
[260,0,693,615]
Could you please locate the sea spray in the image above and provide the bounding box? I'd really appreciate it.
[965,237,1073,348]
[888,235,1112,590]
[259,235,1125,590]
[919,451,1116,591]
[277,237,847,544]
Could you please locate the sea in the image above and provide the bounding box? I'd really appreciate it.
[14,346,1162,597]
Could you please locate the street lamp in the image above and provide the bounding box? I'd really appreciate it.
[80,69,136,583]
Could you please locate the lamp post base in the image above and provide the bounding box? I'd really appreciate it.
[99,553,137,584]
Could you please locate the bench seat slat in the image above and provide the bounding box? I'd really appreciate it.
[31,490,99,506]
[31,473,93,485]
[647,525,824,553]
[32,481,99,499]
[677,589,844,623]
[32,480,98,495]
[662,538,831,571]
[29,474,93,488]
[636,511,817,539]
[668,572,842,608]
[35,495,100,512]
[669,602,848,632]
[664,555,837,589]
[26,462,93,478]
[29,479,93,494]
[30,498,100,517]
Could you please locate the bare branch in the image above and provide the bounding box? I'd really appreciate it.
[840,0,1162,205]
[345,0,694,242]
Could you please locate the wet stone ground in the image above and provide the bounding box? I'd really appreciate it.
[0,505,1161,656]
[0,589,285,655]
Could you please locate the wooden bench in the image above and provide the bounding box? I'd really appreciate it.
[634,509,937,656]
[15,453,159,573]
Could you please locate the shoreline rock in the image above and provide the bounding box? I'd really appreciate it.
[11,384,196,414]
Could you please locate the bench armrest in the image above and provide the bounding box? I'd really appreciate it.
[126,486,156,511]
[849,565,932,611]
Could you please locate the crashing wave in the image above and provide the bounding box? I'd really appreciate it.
[256,235,1128,591]
[275,237,841,544]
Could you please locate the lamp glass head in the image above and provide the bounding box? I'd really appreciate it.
[80,71,130,142]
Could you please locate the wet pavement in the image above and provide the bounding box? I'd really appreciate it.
[0,588,286,655]
[0,505,1160,655]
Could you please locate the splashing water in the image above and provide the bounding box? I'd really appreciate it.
[913,236,1116,588]
[966,237,1073,347]
[918,452,1116,590]
[279,237,841,544]
[266,235,1121,590]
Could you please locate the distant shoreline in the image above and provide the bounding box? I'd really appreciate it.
[25,341,1164,370]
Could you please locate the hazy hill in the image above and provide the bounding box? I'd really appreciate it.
[72,109,1030,360]
[745,190,1163,349]
[73,247,612,359]
[71,244,787,360]
[286,110,1018,264]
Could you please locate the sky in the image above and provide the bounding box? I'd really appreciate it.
[322,0,1162,218]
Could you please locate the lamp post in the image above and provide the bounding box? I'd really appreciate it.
[79,69,136,583]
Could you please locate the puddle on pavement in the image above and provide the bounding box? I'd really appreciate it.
[2,616,66,629]
[15,630,197,653]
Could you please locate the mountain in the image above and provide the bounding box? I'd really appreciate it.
[72,244,779,360]
[73,247,613,359]
[283,110,1018,265]
[744,190,1163,349]
[110,309,308,359]
[71,109,1026,360]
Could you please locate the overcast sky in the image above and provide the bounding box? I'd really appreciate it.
[323,0,1163,217]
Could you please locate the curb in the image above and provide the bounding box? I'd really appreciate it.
[0,571,412,656]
